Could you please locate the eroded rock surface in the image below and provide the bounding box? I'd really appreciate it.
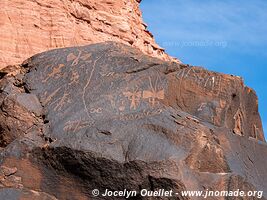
[0,42,266,199]
[0,0,178,69]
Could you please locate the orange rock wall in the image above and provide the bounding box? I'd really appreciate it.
[0,0,178,69]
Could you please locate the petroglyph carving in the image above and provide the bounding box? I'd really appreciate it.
[90,108,102,114]
[123,90,142,110]
[80,53,92,61]
[42,87,61,105]
[100,71,115,77]
[118,100,126,112]
[68,71,79,85]
[67,50,92,66]
[118,109,163,121]
[82,56,102,120]
[197,103,207,111]
[176,68,193,80]
[54,92,71,111]
[143,90,164,107]
[143,77,165,107]
[48,64,65,77]
[64,120,91,132]
[43,64,65,82]
[233,109,244,136]
[176,68,222,95]
[67,53,77,63]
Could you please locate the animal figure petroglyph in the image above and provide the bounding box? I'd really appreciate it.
[143,77,164,107]
[64,120,91,132]
[118,109,163,121]
[43,64,65,82]
[54,92,71,111]
[143,90,164,107]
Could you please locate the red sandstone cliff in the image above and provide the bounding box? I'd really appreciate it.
[0,1,266,199]
[0,0,178,69]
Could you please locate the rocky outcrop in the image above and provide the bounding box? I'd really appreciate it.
[0,0,178,70]
[0,42,266,199]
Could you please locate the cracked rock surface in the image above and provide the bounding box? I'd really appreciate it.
[0,42,266,199]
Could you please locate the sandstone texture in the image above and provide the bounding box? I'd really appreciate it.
[0,0,177,70]
[0,42,266,199]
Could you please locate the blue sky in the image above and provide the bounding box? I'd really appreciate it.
[141,0,267,138]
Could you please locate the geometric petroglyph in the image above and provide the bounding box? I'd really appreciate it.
[90,108,102,114]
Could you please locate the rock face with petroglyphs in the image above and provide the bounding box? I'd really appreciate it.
[0,0,177,70]
[0,42,266,199]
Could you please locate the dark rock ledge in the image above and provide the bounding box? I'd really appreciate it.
[0,42,266,199]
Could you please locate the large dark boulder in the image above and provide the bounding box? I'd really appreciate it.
[0,42,266,199]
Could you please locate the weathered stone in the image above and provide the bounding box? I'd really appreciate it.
[0,42,266,199]
[0,0,178,69]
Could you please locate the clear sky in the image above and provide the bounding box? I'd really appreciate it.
[140,0,267,138]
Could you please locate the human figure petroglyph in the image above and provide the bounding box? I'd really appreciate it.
[68,70,79,85]
[118,99,126,112]
[123,90,142,110]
